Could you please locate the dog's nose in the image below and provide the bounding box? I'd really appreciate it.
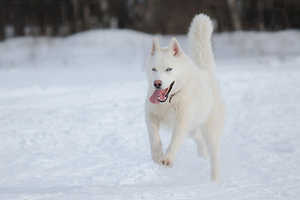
[154,80,162,89]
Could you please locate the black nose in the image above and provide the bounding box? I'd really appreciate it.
[154,80,162,89]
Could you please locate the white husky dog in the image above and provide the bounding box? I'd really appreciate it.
[145,14,226,182]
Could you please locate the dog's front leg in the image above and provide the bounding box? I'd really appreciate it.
[146,113,164,165]
[160,111,191,167]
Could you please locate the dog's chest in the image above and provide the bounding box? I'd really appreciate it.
[155,104,176,128]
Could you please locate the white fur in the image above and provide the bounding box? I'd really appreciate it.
[145,14,226,182]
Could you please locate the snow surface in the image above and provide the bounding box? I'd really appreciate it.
[0,29,300,199]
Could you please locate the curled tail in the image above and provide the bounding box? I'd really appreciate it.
[188,14,215,74]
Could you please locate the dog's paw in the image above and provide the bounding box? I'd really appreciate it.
[152,155,164,165]
[159,158,173,168]
[151,148,164,165]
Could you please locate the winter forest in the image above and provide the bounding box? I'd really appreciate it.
[0,0,300,200]
[1,0,300,40]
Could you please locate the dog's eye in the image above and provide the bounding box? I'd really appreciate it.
[166,68,172,72]
[152,68,157,72]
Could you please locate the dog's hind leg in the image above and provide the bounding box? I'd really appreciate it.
[202,112,224,182]
[189,128,209,159]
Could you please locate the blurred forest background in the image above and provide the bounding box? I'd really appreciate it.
[0,0,300,41]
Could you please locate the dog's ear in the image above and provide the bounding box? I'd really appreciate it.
[169,37,182,56]
[151,37,160,56]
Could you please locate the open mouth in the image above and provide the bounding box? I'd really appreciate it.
[149,81,175,104]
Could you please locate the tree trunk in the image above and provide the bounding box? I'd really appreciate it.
[52,0,61,36]
[0,1,5,40]
[14,4,25,36]
[83,1,91,30]
[226,0,242,30]
[38,6,47,36]
[100,0,110,28]
[256,0,265,30]
[73,0,82,33]
[60,0,69,36]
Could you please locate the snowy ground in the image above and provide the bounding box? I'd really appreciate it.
[0,30,300,199]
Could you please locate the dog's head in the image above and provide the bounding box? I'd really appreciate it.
[146,37,190,104]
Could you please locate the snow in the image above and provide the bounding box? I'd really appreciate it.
[0,29,300,199]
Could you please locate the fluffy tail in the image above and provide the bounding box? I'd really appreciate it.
[188,14,215,74]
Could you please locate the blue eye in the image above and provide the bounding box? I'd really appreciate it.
[152,68,157,71]
[166,68,172,72]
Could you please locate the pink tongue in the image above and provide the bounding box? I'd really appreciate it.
[149,89,166,104]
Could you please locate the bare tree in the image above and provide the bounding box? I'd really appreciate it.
[256,0,265,30]
[0,1,6,40]
[226,0,242,30]
[83,1,91,30]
